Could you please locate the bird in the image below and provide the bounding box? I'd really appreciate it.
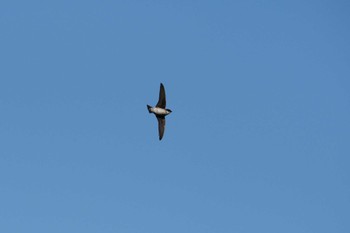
[147,83,172,140]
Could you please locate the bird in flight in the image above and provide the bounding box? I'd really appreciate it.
[147,83,172,140]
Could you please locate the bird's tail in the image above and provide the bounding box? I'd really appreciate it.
[147,105,152,113]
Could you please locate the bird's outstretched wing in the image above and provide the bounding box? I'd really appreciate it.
[156,83,166,108]
[156,116,166,140]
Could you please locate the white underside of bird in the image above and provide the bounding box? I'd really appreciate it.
[150,107,171,116]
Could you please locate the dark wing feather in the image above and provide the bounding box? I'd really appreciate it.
[156,83,166,108]
[156,116,166,140]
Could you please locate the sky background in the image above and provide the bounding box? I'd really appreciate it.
[1,1,350,232]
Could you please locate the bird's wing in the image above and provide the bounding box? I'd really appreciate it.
[156,83,166,108]
[156,116,166,140]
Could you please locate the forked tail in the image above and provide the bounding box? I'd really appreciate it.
[147,105,152,113]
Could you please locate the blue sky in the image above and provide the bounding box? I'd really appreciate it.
[1,1,349,232]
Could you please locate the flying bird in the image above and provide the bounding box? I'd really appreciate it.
[147,83,172,140]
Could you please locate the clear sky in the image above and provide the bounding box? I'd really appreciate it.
[1,1,349,232]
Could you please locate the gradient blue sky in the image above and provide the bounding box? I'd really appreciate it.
[1,1,350,232]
